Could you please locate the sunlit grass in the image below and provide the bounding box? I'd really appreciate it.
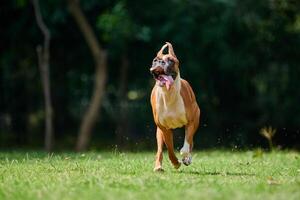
[0,151,299,200]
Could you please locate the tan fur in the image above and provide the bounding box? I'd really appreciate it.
[155,74,187,129]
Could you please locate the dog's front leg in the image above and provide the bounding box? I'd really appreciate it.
[154,128,164,172]
[180,123,198,166]
[161,128,181,169]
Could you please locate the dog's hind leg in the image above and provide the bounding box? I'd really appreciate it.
[161,128,181,169]
[154,128,164,172]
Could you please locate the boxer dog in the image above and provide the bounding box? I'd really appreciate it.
[150,42,200,172]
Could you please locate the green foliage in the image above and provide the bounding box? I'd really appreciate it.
[0,151,299,199]
[0,0,300,149]
[14,0,28,8]
[98,1,134,43]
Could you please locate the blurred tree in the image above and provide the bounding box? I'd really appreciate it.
[97,1,139,147]
[68,0,107,151]
[32,0,54,151]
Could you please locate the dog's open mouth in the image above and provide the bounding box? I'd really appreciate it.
[152,70,175,90]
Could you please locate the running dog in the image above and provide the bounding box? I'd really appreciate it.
[150,42,200,171]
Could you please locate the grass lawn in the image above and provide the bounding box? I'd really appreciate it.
[0,150,299,200]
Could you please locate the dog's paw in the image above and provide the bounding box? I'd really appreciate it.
[181,153,192,166]
[173,161,181,169]
[153,166,164,172]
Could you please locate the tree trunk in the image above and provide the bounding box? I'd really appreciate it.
[67,0,107,151]
[32,0,54,152]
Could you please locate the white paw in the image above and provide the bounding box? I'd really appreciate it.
[180,142,190,155]
[180,152,192,166]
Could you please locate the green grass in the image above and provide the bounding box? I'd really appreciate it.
[0,150,299,200]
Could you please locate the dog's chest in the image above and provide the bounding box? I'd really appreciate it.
[156,91,187,129]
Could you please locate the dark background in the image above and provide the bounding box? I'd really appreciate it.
[1,0,300,150]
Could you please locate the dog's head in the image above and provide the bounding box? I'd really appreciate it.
[150,42,179,90]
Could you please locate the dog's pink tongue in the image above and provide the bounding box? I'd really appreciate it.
[161,75,174,90]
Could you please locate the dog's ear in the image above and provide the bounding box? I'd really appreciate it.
[166,42,177,59]
[157,43,168,58]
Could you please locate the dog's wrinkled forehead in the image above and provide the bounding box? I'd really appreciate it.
[152,56,175,69]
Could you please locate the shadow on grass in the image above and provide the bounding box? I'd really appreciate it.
[177,170,256,176]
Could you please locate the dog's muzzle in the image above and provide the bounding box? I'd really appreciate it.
[150,59,177,90]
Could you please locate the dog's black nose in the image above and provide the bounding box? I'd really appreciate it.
[150,69,159,79]
[150,66,156,72]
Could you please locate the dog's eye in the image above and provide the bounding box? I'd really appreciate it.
[168,59,174,65]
